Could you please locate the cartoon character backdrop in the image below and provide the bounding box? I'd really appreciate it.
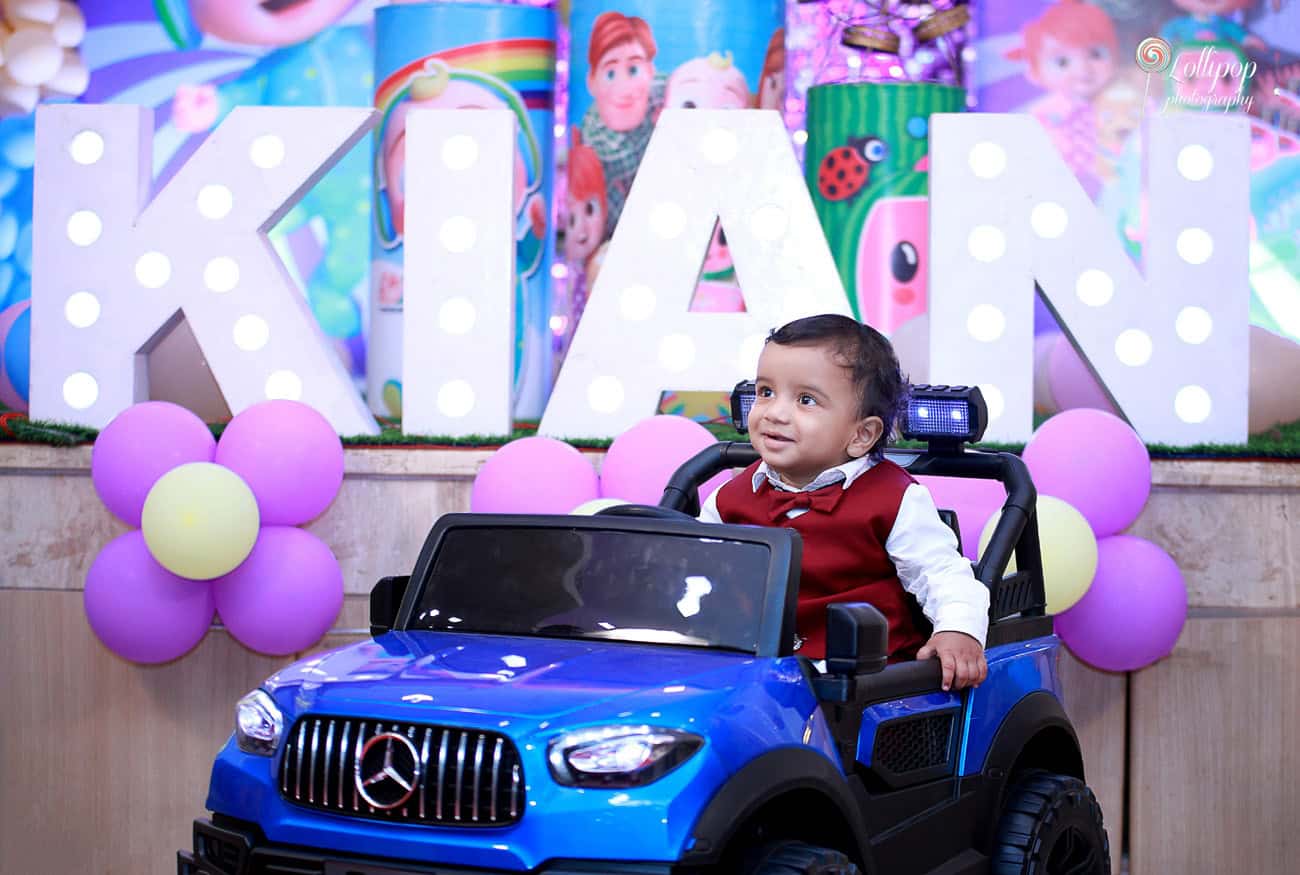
[368,1,556,420]
[565,0,783,424]
[85,0,378,401]
[968,0,1300,431]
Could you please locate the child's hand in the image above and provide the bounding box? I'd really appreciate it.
[917,631,987,691]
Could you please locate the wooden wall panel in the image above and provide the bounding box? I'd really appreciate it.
[0,590,289,875]
[1129,618,1300,875]
[1058,650,1127,875]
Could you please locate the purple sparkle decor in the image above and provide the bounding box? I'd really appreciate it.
[785,1,973,149]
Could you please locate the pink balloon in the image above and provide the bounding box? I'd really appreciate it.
[1023,409,1151,537]
[600,415,732,506]
[0,300,28,411]
[471,436,600,513]
[84,531,214,664]
[1055,535,1187,672]
[214,526,343,656]
[91,401,217,527]
[916,474,1006,561]
[215,400,344,525]
[1046,337,1118,414]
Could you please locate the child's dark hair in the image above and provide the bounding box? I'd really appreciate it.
[767,314,908,457]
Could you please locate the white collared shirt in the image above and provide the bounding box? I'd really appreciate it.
[698,456,989,645]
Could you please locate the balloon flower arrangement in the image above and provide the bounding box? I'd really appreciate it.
[85,400,345,663]
[473,409,1187,674]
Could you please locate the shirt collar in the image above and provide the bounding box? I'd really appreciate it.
[751,455,877,493]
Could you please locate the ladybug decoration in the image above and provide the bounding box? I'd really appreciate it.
[816,136,889,202]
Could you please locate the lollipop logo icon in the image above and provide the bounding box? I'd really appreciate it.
[1136,37,1172,75]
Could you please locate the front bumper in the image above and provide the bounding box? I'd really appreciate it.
[177,817,679,875]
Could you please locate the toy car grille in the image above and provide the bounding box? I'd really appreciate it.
[278,717,524,827]
[873,712,955,775]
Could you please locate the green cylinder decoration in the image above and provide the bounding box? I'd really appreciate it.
[804,82,964,334]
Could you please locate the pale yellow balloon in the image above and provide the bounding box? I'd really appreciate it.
[141,462,260,580]
[978,494,1098,615]
[571,497,628,515]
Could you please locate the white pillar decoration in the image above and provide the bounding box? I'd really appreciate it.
[31,104,380,435]
[929,113,1250,445]
[539,109,852,440]
[401,110,515,437]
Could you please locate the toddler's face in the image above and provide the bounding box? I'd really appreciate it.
[749,342,878,488]
[1034,35,1115,101]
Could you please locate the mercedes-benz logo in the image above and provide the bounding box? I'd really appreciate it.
[355,732,421,810]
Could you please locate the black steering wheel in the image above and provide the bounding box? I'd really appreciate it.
[595,503,696,521]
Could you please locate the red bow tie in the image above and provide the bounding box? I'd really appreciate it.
[765,482,845,522]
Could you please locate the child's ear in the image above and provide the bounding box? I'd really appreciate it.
[848,416,885,459]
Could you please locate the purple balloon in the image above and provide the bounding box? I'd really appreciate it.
[91,401,217,527]
[84,531,215,663]
[1023,408,1151,538]
[215,400,344,525]
[600,415,732,506]
[1047,338,1118,415]
[917,474,1006,561]
[471,436,600,513]
[1055,535,1187,672]
[214,526,343,656]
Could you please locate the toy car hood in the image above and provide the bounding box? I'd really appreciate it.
[263,629,760,724]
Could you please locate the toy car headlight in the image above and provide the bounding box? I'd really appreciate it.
[234,690,284,756]
[547,725,702,788]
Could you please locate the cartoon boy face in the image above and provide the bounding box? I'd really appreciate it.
[758,68,785,111]
[565,192,606,265]
[588,40,655,131]
[189,0,357,47]
[1032,33,1115,101]
[665,56,750,109]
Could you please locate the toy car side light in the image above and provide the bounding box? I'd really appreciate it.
[730,380,756,433]
[547,725,703,789]
[234,689,284,756]
[901,384,989,449]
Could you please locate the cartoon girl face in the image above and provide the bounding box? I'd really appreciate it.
[588,40,655,131]
[1033,33,1116,101]
[382,77,525,238]
[565,192,606,265]
[665,57,750,109]
[1172,0,1241,13]
[189,0,357,47]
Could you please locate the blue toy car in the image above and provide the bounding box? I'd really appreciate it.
[178,385,1109,874]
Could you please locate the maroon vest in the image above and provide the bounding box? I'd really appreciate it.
[716,460,926,661]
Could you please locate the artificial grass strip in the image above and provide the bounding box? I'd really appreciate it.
[3,412,1300,459]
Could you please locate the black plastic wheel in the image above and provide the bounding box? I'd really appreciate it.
[745,841,861,875]
[992,769,1111,875]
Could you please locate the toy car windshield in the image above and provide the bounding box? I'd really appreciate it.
[404,526,772,653]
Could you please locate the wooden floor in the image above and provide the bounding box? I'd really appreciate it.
[0,447,1294,874]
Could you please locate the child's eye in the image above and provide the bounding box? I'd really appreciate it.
[585,200,596,216]
[605,69,616,81]
[629,64,640,77]
[1088,46,1107,60]
[798,394,817,406]
[756,386,774,398]
[1053,55,1070,69]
